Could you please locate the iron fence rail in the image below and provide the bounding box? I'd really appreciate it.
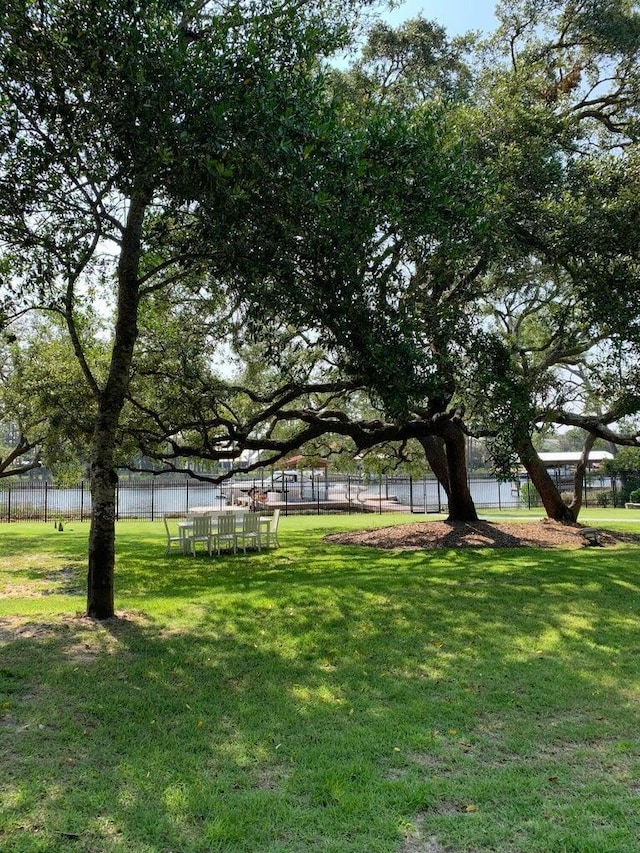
[0,472,616,522]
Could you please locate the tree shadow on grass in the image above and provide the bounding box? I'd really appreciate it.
[2,538,640,851]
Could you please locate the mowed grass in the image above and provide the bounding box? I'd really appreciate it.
[1,512,640,853]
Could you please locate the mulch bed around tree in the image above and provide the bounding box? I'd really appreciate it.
[324,518,640,551]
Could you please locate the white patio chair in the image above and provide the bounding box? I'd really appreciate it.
[163,515,185,554]
[259,508,280,548]
[212,512,237,555]
[238,511,261,553]
[185,515,213,556]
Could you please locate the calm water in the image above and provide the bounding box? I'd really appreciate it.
[0,477,530,520]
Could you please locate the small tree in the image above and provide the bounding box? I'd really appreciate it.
[0,325,92,479]
[0,0,368,618]
[604,448,640,503]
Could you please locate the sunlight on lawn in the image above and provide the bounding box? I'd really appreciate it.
[1,512,640,852]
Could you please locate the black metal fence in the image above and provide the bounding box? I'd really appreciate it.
[0,471,616,523]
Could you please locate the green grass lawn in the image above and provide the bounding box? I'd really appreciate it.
[1,511,640,853]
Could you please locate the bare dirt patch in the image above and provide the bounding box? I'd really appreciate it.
[0,611,149,649]
[325,518,640,551]
[400,813,450,853]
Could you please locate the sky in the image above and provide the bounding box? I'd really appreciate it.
[383,0,499,36]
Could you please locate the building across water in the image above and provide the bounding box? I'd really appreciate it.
[536,451,614,470]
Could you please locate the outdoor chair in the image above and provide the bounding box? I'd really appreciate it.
[163,514,185,554]
[259,508,280,548]
[238,511,261,553]
[186,515,213,556]
[212,512,237,555]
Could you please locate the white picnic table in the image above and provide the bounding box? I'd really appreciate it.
[177,506,272,554]
[187,505,249,516]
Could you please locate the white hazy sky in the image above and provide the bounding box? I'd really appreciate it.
[383,0,498,35]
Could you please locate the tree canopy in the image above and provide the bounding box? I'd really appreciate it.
[0,0,378,617]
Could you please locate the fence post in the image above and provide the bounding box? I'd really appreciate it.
[498,481,502,511]
[7,485,10,523]
[151,478,155,521]
[185,477,189,514]
[409,476,414,513]
[44,481,48,524]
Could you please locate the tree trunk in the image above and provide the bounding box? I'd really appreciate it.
[438,421,479,522]
[567,433,596,520]
[86,193,148,619]
[418,435,451,496]
[87,415,118,619]
[517,434,575,522]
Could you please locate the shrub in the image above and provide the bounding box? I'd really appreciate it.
[597,491,613,507]
[520,481,542,508]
